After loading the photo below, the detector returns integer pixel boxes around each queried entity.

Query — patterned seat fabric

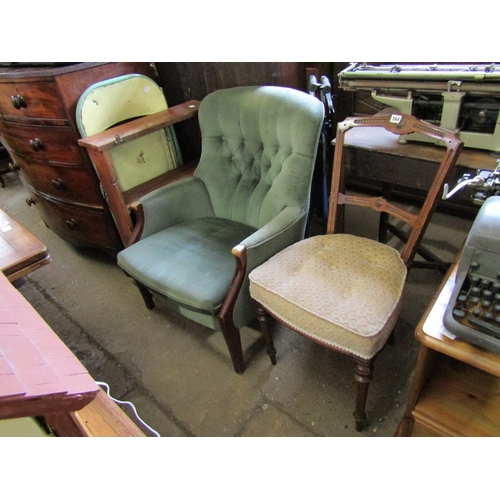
[249,233,407,359]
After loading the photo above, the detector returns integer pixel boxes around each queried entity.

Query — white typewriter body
[338,62,500,152]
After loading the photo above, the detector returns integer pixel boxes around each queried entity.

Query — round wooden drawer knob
[51,178,65,190]
[10,94,26,109]
[29,138,44,151]
[65,219,79,230]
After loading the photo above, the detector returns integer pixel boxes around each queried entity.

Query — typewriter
[338,62,500,152]
[443,196,500,352]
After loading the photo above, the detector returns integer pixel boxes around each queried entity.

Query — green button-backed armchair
[117,86,324,373]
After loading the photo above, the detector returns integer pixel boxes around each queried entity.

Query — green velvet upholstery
[117,85,324,373]
[119,217,255,313]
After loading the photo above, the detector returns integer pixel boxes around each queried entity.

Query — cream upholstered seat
[250,233,407,359]
[249,109,463,431]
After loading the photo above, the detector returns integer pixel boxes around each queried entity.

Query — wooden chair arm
[78,100,200,153]
[126,201,145,247]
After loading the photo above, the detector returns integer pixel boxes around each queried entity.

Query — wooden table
[343,125,499,213]
[0,208,51,281]
[396,260,500,436]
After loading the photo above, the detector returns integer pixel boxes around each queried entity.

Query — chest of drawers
[0,62,157,251]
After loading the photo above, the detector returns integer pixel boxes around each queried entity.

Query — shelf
[412,353,500,437]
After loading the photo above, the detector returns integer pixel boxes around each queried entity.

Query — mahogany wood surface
[21,184,119,249]
[14,154,103,206]
[0,63,158,251]
[1,120,85,164]
[0,79,68,122]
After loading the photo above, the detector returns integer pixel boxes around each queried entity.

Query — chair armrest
[223,206,307,330]
[137,176,214,240]
[78,100,200,153]
[238,206,306,270]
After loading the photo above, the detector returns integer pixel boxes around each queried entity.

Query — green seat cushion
[117,217,256,312]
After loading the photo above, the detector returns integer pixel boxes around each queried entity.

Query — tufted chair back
[194,86,322,230]
[117,85,324,374]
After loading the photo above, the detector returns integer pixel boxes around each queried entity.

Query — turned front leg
[254,302,277,365]
[353,358,373,432]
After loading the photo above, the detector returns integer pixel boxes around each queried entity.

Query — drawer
[0,120,84,164]
[411,411,456,437]
[23,185,120,250]
[14,154,104,206]
[0,80,67,121]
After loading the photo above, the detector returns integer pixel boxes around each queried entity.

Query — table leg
[395,344,437,436]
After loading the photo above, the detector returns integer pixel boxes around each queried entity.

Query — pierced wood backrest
[327,108,463,267]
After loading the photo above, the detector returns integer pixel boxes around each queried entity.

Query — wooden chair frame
[329,108,463,267]
[254,108,463,431]
[78,101,200,248]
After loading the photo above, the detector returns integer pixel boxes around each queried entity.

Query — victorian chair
[116,86,325,374]
[249,109,463,430]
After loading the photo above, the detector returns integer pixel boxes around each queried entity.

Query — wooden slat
[122,161,197,205]
[69,388,146,437]
[78,100,200,152]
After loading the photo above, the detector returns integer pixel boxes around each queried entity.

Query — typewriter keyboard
[450,271,500,340]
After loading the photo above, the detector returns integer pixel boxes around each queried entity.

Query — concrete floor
[0,166,474,437]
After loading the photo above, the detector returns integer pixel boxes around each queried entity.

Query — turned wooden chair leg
[254,302,277,365]
[133,280,155,310]
[353,358,373,432]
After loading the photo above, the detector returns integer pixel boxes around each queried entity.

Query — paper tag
[390,114,403,124]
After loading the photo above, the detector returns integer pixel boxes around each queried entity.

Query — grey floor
[0,166,474,437]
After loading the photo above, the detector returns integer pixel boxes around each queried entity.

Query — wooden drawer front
[0,121,83,164]
[410,419,442,437]
[0,81,67,120]
[24,187,119,249]
[16,155,104,206]
[411,411,456,437]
